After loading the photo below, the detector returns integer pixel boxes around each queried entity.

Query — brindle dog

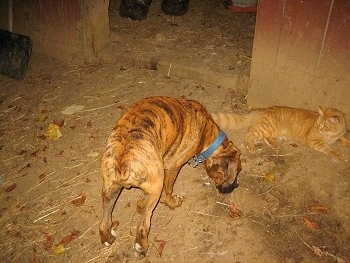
[99,96,242,258]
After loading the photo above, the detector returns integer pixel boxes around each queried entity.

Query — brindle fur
[99,96,242,258]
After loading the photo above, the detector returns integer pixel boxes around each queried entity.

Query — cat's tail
[212,112,252,130]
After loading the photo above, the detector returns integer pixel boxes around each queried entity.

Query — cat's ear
[318,106,325,116]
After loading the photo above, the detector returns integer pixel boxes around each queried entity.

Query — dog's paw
[177,192,186,200]
[101,229,117,247]
[111,229,117,237]
[161,194,183,210]
[133,243,146,259]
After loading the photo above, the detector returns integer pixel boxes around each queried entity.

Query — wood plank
[249,0,284,105]
[248,0,350,123]
[275,0,331,75]
[317,0,350,79]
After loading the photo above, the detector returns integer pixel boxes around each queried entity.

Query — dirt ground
[105,0,255,84]
[1,0,349,262]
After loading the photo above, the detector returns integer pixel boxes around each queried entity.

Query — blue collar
[188,130,227,168]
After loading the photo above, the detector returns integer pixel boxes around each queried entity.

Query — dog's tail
[212,112,253,130]
[102,144,117,178]
[102,133,131,181]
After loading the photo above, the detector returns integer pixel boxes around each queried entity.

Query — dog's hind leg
[160,167,183,209]
[99,183,123,246]
[134,178,163,259]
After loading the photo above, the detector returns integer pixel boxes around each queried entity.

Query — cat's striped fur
[212,106,350,160]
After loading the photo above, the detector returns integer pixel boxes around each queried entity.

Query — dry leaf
[43,233,54,251]
[154,238,167,257]
[44,123,62,140]
[61,105,85,115]
[38,115,47,122]
[157,240,167,256]
[229,202,242,218]
[70,193,86,207]
[303,217,319,230]
[5,183,17,192]
[53,244,65,254]
[58,230,80,246]
[263,173,275,182]
[309,204,328,214]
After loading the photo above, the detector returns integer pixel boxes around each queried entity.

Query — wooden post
[82,0,110,62]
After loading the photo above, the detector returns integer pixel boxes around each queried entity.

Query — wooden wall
[248,0,350,123]
[0,0,110,63]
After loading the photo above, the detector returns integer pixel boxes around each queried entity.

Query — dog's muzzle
[216,177,239,194]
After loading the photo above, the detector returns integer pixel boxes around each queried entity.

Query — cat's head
[317,107,347,136]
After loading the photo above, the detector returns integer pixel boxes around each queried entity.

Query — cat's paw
[330,151,344,161]
[264,138,279,150]
[337,137,350,147]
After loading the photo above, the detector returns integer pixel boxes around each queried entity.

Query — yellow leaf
[38,115,47,122]
[45,123,62,140]
[264,173,275,182]
[53,244,65,254]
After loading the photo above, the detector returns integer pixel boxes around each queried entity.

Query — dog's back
[102,96,216,186]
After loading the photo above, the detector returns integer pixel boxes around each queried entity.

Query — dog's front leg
[99,183,123,246]
[134,179,163,259]
[160,167,183,209]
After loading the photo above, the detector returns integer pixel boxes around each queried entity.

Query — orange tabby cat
[213,106,350,160]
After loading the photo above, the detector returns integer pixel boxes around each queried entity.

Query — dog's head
[204,140,242,194]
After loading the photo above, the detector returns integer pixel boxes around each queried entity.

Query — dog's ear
[220,141,242,158]
[204,141,242,194]
[206,141,241,168]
